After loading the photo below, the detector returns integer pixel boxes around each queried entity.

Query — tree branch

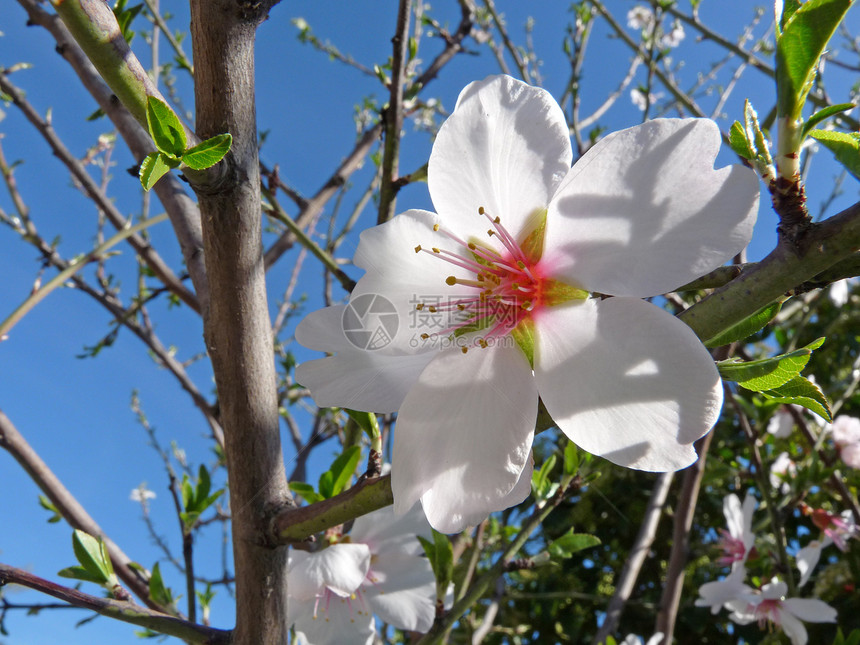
[0,563,229,644]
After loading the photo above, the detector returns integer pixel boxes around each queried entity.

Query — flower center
[414,207,564,354]
[716,529,746,565]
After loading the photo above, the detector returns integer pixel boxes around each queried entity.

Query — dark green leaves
[547,530,600,560]
[418,529,454,601]
[139,96,232,190]
[776,0,852,120]
[760,376,832,422]
[148,562,177,609]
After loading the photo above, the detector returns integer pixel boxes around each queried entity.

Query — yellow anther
[432,247,441,253]
[420,333,429,339]
[478,206,485,215]
[414,245,422,253]
[428,306,437,313]
[477,275,484,282]
[461,347,468,354]
[433,223,440,231]
[487,230,495,237]
[416,303,424,310]
[468,242,476,250]
[479,339,488,348]
[517,261,526,269]
[457,304,466,310]
[445,276,458,286]
[494,216,500,224]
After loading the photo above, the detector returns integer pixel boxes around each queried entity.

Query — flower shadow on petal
[537,298,720,470]
[547,121,756,298]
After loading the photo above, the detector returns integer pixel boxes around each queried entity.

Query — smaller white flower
[832,416,860,469]
[621,632,665,645]
[130,485,156,503]
[627,6,654,30]
[630,88,663,111]
[660,22,685,48]
[796,537,832,587]
[770,452,797,493]
[767,408,795,438]
[828,278,852,307]
[694,565,750,614]
[288,503,436,645]
[717,492,756,569]
[726,578,837,645]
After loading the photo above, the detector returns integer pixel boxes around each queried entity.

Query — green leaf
[419,530,453,598]
[148,562,174,608]
[705,299,784,347]
[328,445,362,497]
[531,453,557,498]
[70,530,114,585]
[728,121,755,160]
[777,0,803,36]
[718,337,824,391]
[802,103,857,137]
[345,409,380,440]
[139,152,178,191]
[776,0,852,120]
[145,96,186,157]
[38,494,62,523]
[563,440,580,476]
[288,481,324,504]
[318,469,334,499]
[548,531,600,559]
[181,133,232,170]
[809,129,860,180]
[761,375,832,422]
[57,565,108,585]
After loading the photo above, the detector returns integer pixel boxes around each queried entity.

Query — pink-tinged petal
[290,595,375,645]
[288,544,371,601]
[534,297,722,471]
[296,350,435,414]
[832,416,860,446]
[783,597,838,623]
[392,344,538,533]
[544,118,758,297]
[349,503,433,556]
[365,551,436,632]
[840,442,860,469]
[776,608,809,645]
[429,75,572,241]
[352,209,478,353]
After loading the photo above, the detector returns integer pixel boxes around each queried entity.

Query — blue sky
[0,1,858,643]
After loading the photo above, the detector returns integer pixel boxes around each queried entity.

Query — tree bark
[188,2,290,643]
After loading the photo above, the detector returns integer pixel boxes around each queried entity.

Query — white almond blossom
[694,565,750,614]
[296,74,759,533]
[630,88,664,111]
[627,6,654,30]
[129,485,156,503]
[767,408,795,438]
[832,415,860,469]
[725,578,837,645]
[770,451,798,493]
[717,492,756,569]
[796,537,832,587]
[287,503,436,645]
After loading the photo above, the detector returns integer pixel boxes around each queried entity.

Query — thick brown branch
[188,3,291,643]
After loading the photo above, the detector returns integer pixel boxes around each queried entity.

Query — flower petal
[428,75,572,241]
[290,595,375,645]
[295,305,354,352]
[544,118,758,297]
[288,544,371,600]
[392,343,538,533]
[782,597,838,623]
[296,349,435,414]
[534,297,722,471]
[365,551,436,632]
[349,503,433,556]
[352,209,480,354]
[776,607,809,645]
